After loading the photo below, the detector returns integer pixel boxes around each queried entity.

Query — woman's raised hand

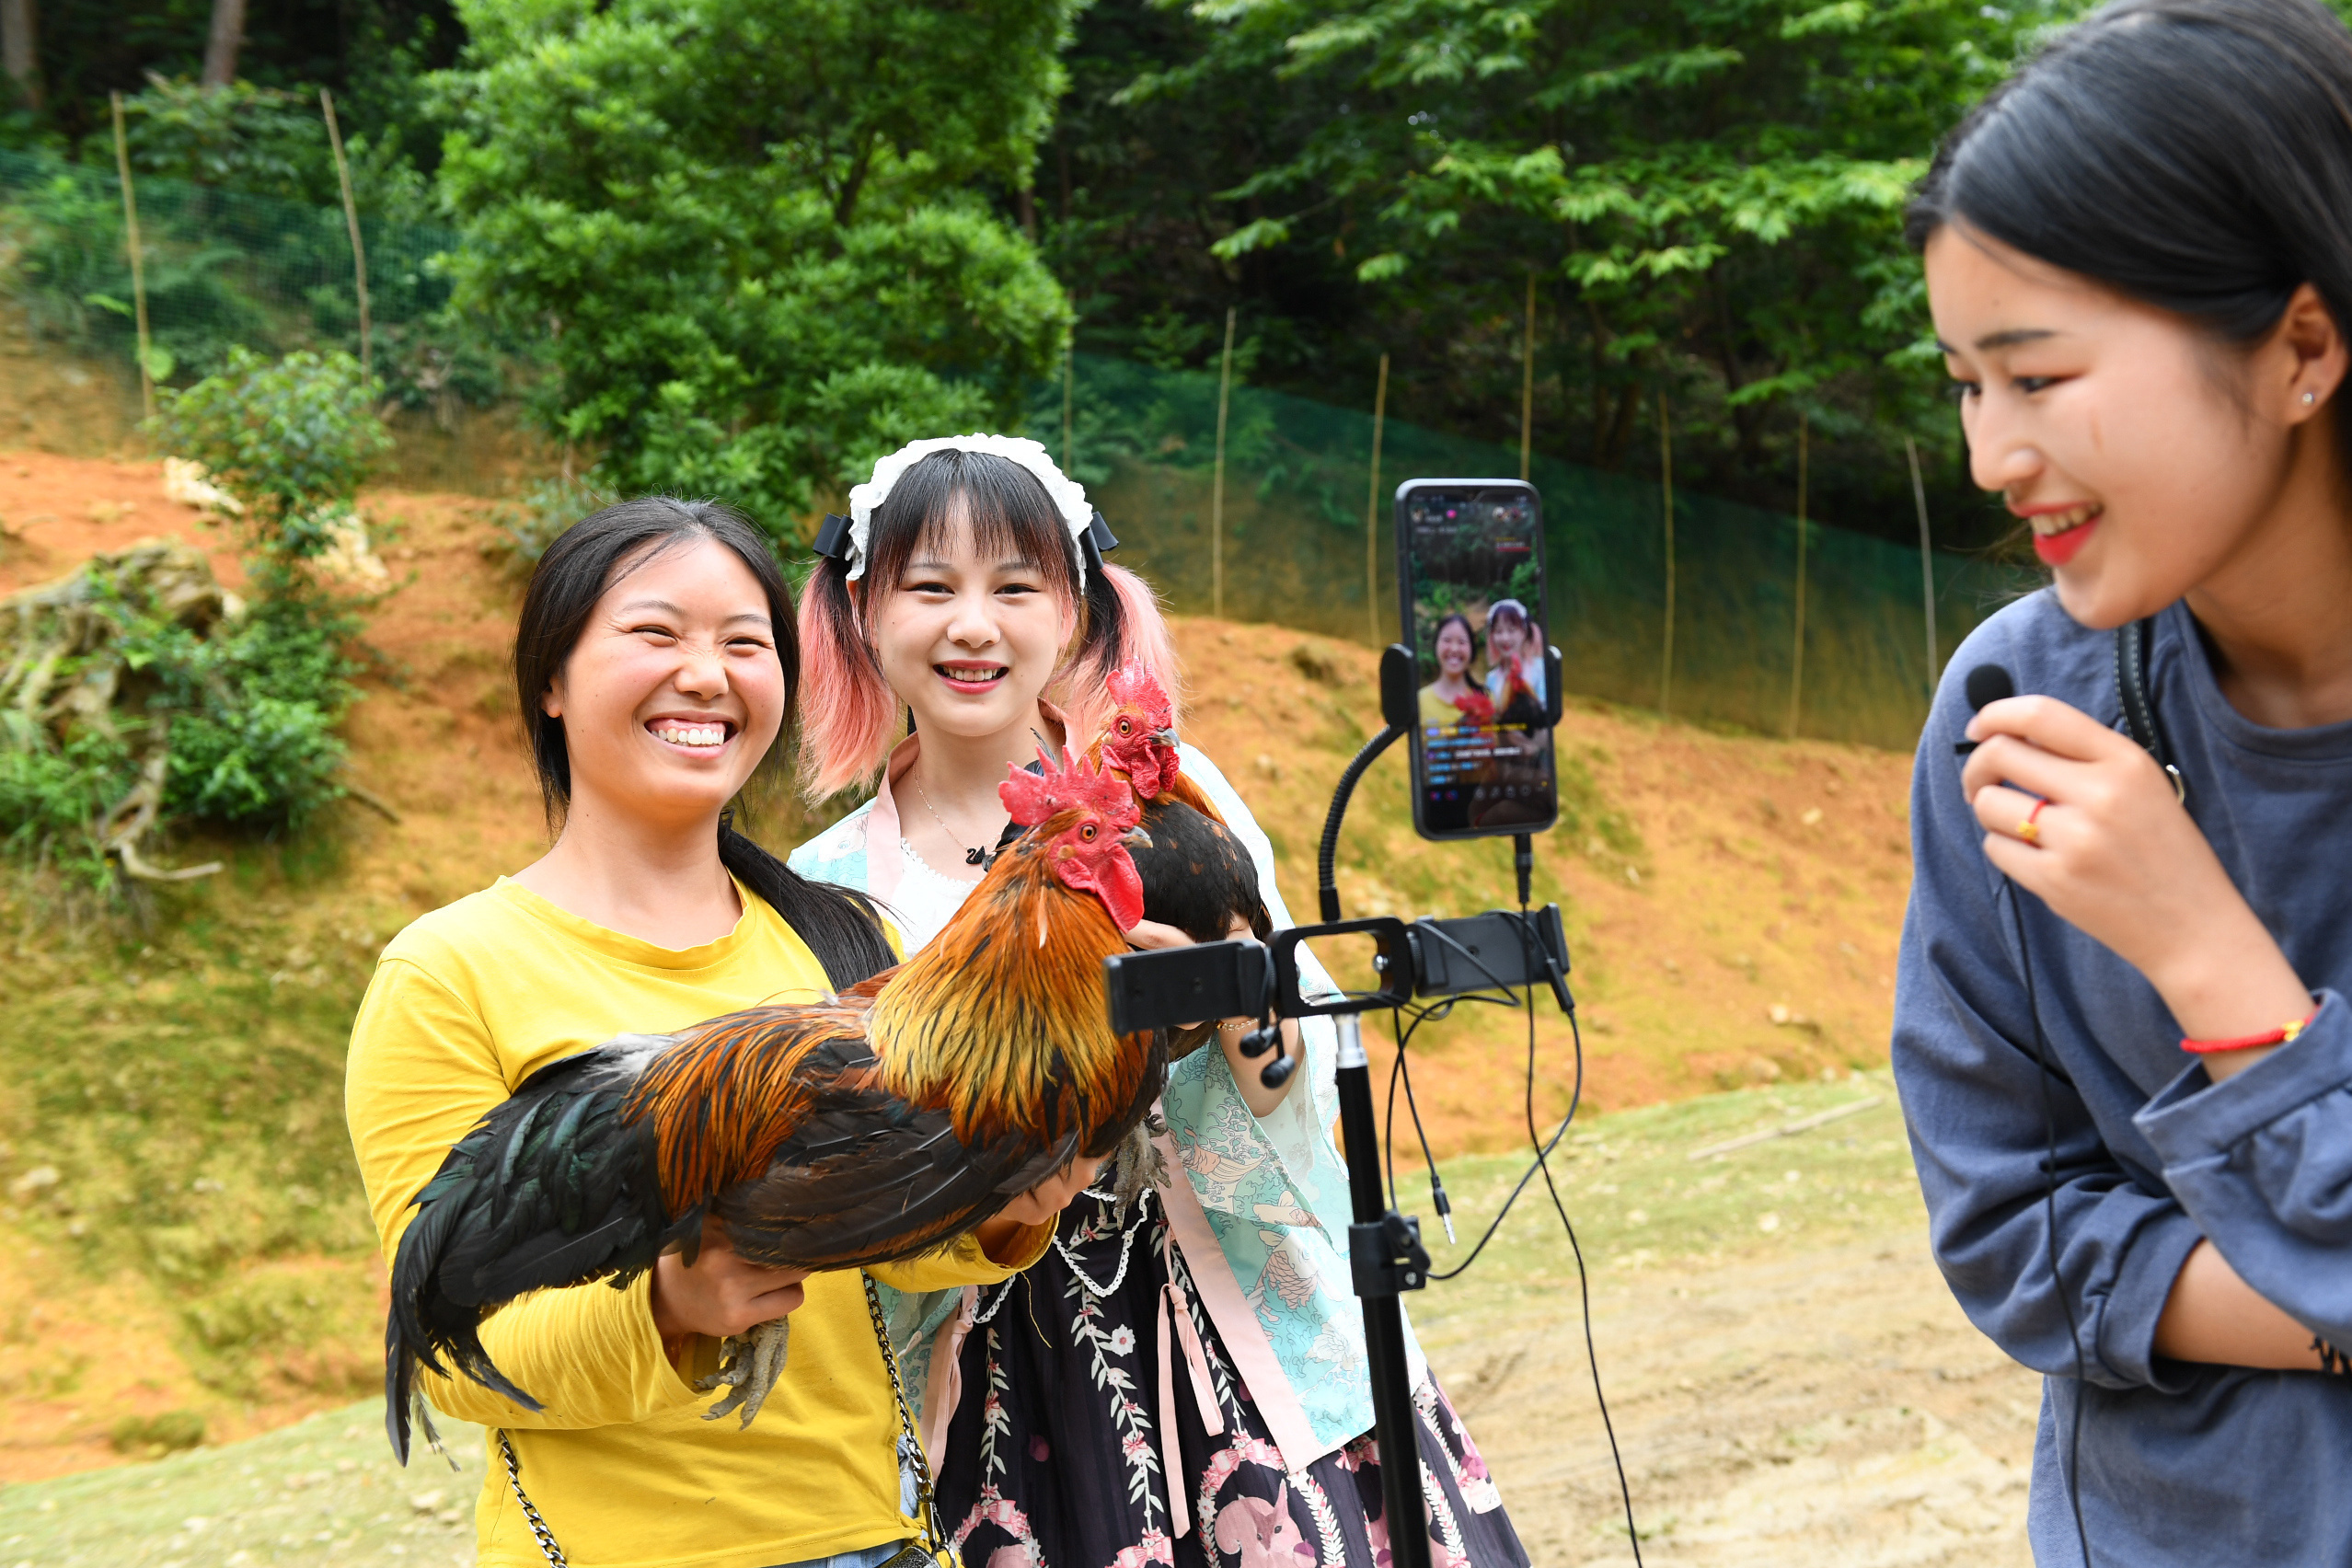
[1961,694,2310,1074]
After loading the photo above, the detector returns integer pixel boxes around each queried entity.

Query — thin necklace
[911,775,997,867]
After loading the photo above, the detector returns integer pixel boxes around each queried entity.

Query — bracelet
[2180,1009,2317,1055]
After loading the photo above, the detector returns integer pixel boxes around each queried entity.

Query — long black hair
[513,496,896,988]
[1907,0,2352,474]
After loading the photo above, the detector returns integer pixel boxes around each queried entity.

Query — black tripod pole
[1334,1012,1434,1568]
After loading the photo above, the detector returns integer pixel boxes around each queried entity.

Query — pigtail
[794,556,904,802]
[1056,561,1185,745]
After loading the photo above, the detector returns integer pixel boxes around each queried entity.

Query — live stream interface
[1406,489,1557,834]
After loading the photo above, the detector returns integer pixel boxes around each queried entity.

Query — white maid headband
[814,433,1102,591]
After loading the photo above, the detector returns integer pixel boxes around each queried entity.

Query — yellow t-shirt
[1420,683,1470,728]
[345,876,1048,1568]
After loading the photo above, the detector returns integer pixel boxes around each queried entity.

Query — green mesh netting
[1030,353,2035,751]
[0,146,470,409]
[0,150,2032,752]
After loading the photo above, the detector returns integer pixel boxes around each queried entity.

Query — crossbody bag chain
[494,1271,944,1568]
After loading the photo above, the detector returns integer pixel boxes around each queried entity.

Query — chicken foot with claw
[698,1317,791,1428]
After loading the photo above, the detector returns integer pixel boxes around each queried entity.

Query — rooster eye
[1080,823,1098,841]
[1117,719,1132,733]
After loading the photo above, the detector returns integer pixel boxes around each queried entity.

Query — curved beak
[1121,824,1153,850]
[1151,728,1178,746]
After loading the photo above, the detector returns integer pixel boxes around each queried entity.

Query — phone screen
[1395,479,1559,840]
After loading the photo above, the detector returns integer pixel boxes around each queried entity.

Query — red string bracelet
[2180,1009,2318,1055]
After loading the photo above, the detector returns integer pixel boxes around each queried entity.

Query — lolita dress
[790,732,1528,1568]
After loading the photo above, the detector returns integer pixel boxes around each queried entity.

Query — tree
[201,0,247,86]
[1042,0,2073,547]
[432,0,1078,534]
[2,0,39,110]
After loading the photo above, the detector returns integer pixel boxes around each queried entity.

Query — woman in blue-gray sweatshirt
[1894,2,2352,1562]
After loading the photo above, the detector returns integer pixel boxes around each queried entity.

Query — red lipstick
[2032,516,2098,567]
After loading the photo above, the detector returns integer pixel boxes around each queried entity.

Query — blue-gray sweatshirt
[1894,590,2352,1566]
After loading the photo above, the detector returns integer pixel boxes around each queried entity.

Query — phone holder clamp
[1349,1213,1433,1298]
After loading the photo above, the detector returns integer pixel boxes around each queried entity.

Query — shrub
[149,347,393,567]
[0,349,382,889]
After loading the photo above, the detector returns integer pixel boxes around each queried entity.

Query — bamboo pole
[1788,410,1808,739]
[1659,391,1676,719]
[1907,435,1939,697]
[320,89,371,382]
[1364,352,1389,644]
[1519,272,1536,481]
[110,91,154,422]
[1061,340,1075,471]
[1211,306,1236,620]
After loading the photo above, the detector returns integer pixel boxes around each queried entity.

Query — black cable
[1389,907,1643,1563]
[1513,898,1642,1565]
[2005,879,2095,1568]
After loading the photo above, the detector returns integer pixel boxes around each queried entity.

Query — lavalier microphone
[1955,663,2016,755]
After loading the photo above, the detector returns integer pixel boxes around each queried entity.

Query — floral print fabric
[935,1190,1527,1568]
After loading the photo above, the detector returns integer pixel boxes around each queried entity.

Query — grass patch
[0,836,393,1402]
[0,1399,487,1565]
[1390,1069,1920,1343]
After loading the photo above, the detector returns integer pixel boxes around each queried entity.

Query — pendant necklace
[912,776,996,867]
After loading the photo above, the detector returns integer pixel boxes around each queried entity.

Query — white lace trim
[845,433,1093,588]
[890,836,982,951]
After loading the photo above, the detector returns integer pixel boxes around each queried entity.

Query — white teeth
[2028,504,2100,536]
[652,723,726,748]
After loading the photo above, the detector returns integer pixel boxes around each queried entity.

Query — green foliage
[432,0,1079,532]
[92,77,347,206]
[0,727,136,884]
[143,589,361,829]
[0,352,377,887]
[151,347,393,561]
[0,553,362,885]
[1181,0,2038,467]
[1035,0,2093,548]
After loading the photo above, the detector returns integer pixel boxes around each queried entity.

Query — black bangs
[863,450,1081,600]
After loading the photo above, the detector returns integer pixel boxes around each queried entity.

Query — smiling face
[541,537,783,834]
[1487,615,1525,663]
[1925,224,2345,628]
[867,503,1077,743]
[1435,619,1474,676]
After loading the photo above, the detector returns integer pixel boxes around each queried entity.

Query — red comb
[1000,744,1140,827]
[1105,663,1173,727]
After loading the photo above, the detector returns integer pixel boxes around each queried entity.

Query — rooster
[999,663,1287,1213]
[385,749,1163,1461]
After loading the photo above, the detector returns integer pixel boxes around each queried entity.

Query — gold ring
[2018,798,2049,844]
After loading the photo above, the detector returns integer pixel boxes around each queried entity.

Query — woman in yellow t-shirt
[346,499,1092,1568]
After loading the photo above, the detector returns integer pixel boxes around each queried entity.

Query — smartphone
[1394,478,1559,840]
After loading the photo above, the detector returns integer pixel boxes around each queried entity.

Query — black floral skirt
[934,1191,1528,1568]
